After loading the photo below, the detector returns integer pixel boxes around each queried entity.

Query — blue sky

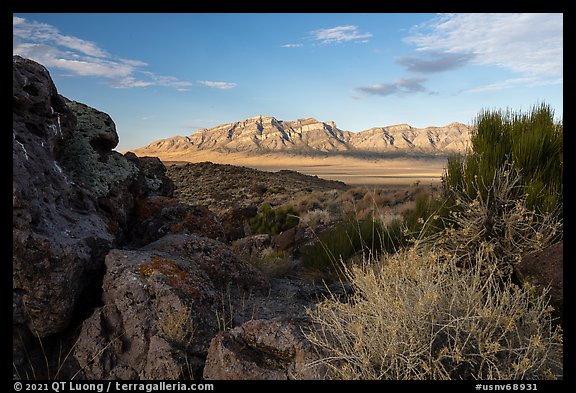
[13,13,563,151]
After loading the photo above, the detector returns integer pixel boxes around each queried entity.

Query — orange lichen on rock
[136,256,203,298]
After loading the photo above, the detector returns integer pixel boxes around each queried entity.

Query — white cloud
[465,76,563,93]
[198,80,237,90]
[356,77,429,97]
[312,25,372,44]
[13,16,25,26]
[281,43,304,48]
[405,13,563,82]
[12,16,192,90]
[110,77,155,89]
[13,16,108,58]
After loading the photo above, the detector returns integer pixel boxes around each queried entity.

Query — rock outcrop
[128,196,225,247]
[13,55,115,343]
[131,115,471,157]
[203,318,326,380]
[74,234,269,379]
[515,241,563,323]
[11,55,340,381]
[12,55,179,378]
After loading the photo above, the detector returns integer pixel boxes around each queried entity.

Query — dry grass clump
[305,247,563,380]
[251,247,294,278]
[291,185,431,225]
[300,208,333,227]
[304,170,562,380]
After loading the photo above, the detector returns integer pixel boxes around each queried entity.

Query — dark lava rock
[515,240,563,323]
[74,248,219,379]
[74,235,270,379]
[203,317,326,380]
[13,55,114,338]
[124,152,174,198]
[221,204,258,241]
[127,196,225,247]
[13,56,117,377]
[12,55,176,378]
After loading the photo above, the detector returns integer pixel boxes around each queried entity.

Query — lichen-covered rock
[57,98,140,240]
[203,318,326,380]
[74,249,219,379]
[13,55,114,338]
[127,196,225,247]
[74,234,270,380]
[12,55,177,378]
[124,152,174,198]
[59,98,137,199]
[13,56,117,378]
[142,233,270,293]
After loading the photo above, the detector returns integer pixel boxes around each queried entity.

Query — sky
[13,13,563,152]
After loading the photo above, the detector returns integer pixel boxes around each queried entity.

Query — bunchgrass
[304,168,563,380]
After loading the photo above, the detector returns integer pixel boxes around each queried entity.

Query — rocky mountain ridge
[132,115,471,157]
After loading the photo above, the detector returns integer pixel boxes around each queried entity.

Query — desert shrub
[300,208,333,227]
[305,247,563,380]
[300,219,376,273]
[425,165,562,277]
[250,247,294,278]
[300,216,407,274]
[444,103,562,214]
[299,187,451,274]
[249,204,299,235]
[305,167,563,380]
[402,193,449,239]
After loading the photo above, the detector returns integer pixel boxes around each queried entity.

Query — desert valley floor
[158,151,448,186]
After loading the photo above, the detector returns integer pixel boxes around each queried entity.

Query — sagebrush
[305,168,562,380]
[305,247,563,379]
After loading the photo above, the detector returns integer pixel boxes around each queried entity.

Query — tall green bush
[445,103,562,213]
[249,204,299,235]
[300,218,385,273]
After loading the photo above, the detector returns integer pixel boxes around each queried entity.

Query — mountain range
[130,115,471,158]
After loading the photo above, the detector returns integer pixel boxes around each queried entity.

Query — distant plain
[159,151,448,186]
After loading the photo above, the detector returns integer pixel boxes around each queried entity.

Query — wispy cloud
[465,76,563,93]
[198,80,237,90]
[405,13,562,88]
[396,51,475,73]
[281,43,303,48]
[312,25,372,44]
[13,16,108,58]
[12,16,192,90]
[356,77,429,97]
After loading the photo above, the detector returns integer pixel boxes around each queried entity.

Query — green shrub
[300,216,407,274]
[403,193,450,239]
[249,204,299,235]
[300,219,374,273]
[299,190,452,274]
[445,103,562,214]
